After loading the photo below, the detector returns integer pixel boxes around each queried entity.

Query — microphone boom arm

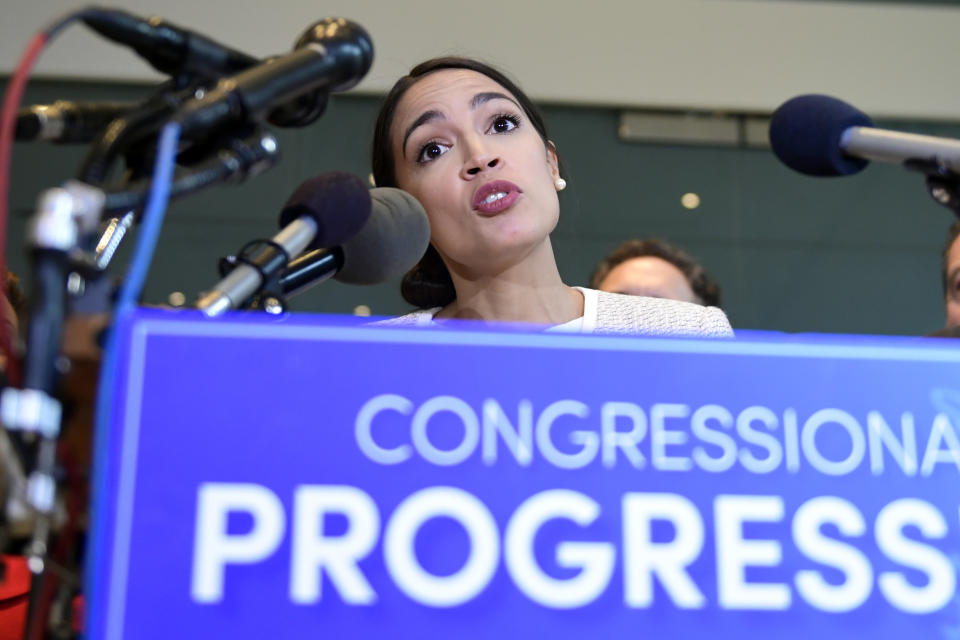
[842,126,960,173]
[843,127,960,218]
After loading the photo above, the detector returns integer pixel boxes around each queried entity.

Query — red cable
[0,32,48,387]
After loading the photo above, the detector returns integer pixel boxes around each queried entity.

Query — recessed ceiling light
[681,192,701,210]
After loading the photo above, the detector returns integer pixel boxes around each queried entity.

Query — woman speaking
[372,57,732,337]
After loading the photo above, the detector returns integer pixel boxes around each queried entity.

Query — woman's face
[391,69,561,277]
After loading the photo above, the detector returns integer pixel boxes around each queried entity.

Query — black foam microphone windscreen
[279,172,371,249]
[769,94,874,177]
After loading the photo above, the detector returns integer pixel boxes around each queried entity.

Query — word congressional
[355,394,959,476]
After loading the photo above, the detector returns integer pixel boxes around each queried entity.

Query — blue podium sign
[87,309,960,639]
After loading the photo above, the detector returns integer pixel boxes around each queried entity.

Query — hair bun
[400,245,456,309]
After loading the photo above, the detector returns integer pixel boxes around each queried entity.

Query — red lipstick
[472,180,522,215]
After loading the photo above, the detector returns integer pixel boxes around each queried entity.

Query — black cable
[102,126,280,214]
[41,6,100,39]
[76,85,193,186]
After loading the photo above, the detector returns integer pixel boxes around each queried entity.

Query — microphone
[769,94,960,176]
[16,101,137,143]
[274,188,430,300]
[196,172,371,316]
[174,17,373,137]
[81,7,258,79]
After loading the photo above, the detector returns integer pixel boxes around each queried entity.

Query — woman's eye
[490,114,519,134]
[417,141,448,164]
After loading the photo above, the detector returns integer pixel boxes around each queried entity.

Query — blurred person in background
[942,220,960,330]
[590,238,722,308]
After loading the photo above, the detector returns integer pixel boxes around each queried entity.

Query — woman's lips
[472,180,522,214]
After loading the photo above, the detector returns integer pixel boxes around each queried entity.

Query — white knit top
[376,287,734,338]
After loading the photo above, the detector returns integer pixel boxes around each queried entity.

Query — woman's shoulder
[590,288,734,337]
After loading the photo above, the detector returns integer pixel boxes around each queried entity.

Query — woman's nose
[461,139,501,179]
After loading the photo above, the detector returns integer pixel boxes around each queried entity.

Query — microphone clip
[903,158,960,219]
[217,239,290,313]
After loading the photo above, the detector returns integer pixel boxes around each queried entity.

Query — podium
[85,309,960,638]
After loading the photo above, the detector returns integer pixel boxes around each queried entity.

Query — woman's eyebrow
[471,91,519,110]
[402,110,442,158]
[401,92,521,158]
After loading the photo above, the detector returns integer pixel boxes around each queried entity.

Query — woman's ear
[546,140,561,181]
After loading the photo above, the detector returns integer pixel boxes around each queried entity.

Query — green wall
[5,78,955,335]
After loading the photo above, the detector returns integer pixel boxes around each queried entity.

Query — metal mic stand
[6,72,286,638]
[4,83,195,639]
[2,65,285,637]
[2,181,105,640]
